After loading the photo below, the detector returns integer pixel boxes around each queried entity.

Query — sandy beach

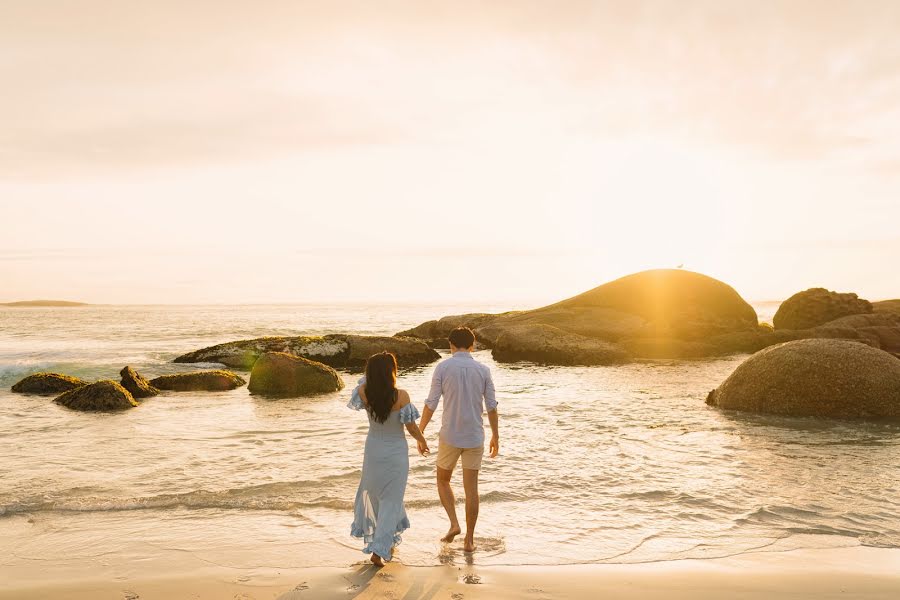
[3,547,899,600]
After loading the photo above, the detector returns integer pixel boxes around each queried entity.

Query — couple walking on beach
[348,327,499,566]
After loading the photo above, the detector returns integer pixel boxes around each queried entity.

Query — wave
[0,489,349,518]
[0,482,523,518]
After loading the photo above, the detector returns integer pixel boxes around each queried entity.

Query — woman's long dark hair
[364,351,398,424]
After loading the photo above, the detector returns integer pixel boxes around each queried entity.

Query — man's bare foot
[371,553,384,567]
[441,525,462,543]
[464,538,476,553]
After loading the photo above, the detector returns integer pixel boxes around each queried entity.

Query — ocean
[1,302,898,575]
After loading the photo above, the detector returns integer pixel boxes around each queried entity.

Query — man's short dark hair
[448,327,476,349]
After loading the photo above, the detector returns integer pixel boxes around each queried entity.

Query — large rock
[119,366,159,399]
[173,334,439,371]
[532,269,759,339]
[248,352,345,396]
[490,324,630,365]
[398,269,761,363]
[11,372,87,395]
[773,288,872,331]
[54,380,138,412]
[150,370,246,392]
[706,339,900,419]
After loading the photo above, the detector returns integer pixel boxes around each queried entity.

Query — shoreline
[3,546,899,600]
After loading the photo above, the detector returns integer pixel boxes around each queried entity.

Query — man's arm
[484,367,499,457]
[487,408,499,458]
[419,405,435,435]
[419,364,443,434]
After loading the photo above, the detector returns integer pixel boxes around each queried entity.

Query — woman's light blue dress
[348,377,420,561]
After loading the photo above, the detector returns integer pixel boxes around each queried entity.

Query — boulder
[773,288,872,331]
[173,334,439,371]
[248,352,345,396]
[490,324,630,366]
[150,370,246,392]
[54,380,138,412]
[706,339,900,419]
[11,372,87,395]
[119,366,159,399]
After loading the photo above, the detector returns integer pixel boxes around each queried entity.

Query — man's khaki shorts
[436,442,484,471]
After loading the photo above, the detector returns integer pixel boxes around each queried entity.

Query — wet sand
[3,547,899,600]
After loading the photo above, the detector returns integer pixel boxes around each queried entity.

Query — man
[418,326,499,553]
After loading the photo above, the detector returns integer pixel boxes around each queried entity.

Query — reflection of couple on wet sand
[348,327,499,566]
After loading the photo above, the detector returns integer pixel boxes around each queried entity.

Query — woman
[348,351,429,566]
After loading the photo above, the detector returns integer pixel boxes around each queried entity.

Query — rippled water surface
[1,302,898,572]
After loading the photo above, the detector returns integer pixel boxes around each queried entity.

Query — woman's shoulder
[393,388,411,409]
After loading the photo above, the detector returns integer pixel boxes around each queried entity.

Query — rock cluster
[396,271,900,365]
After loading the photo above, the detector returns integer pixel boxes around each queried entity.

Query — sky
[1,1,899,305]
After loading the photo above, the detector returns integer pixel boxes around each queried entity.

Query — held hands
[417,439,430,456]
[489,435,499,458]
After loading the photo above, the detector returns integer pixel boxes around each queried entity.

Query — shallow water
[1,302,898,572]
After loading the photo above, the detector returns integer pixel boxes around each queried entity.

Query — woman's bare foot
[441,525,462,543]
[464,538,476,553]
[370,553,385,567]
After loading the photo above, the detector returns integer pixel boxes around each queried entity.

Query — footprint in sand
[377,572,395,582]
[123,591,139,600]
[462,574,482,585]
[292,582,309,591]
[451,594,464,600]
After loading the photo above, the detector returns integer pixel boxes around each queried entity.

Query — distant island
[1,300,89,307]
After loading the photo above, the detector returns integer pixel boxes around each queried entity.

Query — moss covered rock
[54,380,138,412]
[119,366,159,399]
[248,352,345,396]
[12,372,87,395]
[150,370,245,392]
[706,339,900,419]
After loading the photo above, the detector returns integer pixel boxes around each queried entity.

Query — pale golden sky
[1,1,899,304]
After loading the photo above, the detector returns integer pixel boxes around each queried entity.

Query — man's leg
[436,467,461,542]
[462,467,479,552]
